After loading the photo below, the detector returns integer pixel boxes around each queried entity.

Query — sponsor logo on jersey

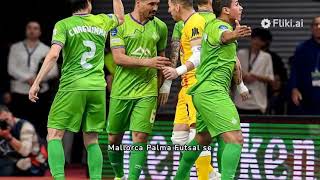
[131,47,152,57]
[191,28,200,37]
[110,28,118,36]
[219,25,228,31]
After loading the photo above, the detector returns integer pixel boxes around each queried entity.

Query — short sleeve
[110,26,125,48]
[172,21,183,41]
[209,22,233,45]
[52,21,67,47]
[99,14,119,32]
[157,21,168,52]
[265,54,275,80]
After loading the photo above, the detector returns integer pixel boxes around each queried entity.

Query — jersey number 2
[81,40,96,69]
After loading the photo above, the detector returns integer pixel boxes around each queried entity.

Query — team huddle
[28,0,251,180]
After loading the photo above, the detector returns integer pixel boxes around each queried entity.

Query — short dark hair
[213,0,232,17]
[251,28,272,42]
[171,0,193,8]
[69,0,90,13]
[197,0,209,6]
[0,105,10,113]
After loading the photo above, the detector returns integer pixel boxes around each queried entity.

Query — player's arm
[29,44,61,102]
[170,22,183,67]
[233,57,249,101]
[29,21,65,102]
[163,23,203,80]
[113,0,124,25]
[112,48,170,69]
[221,20,251,44]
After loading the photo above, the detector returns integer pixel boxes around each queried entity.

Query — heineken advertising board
[99,118,320,179]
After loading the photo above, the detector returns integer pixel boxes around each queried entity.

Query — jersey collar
[184,12,196,24]
[129,13,149,26]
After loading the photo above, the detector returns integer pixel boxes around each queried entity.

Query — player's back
[52,14,118,91]
[180,13,206,87]
[198,11,216,24]
[189,19,237,95]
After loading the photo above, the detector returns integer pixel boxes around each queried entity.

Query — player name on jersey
[68,26,106,37]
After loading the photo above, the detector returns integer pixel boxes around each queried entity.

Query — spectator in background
[234,28,274,115]
[289,16,320,115]
[7,21,58,138]
[0,105,47,176]
[260,29,288,114]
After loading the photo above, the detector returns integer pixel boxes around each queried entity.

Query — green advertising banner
[99,120,320,180]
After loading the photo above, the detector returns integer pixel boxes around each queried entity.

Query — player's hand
[147,56,171,69]
[158,80,172,106]
[29,84,40,103]
[233,20,251,38]
[162,67,179,80]
[291,88,302,106]
[158,93,169,106]
[240,91,250,101]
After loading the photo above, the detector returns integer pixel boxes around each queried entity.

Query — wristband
[160,80,172,93]
[237,82,249,94]
[176,65,187,76]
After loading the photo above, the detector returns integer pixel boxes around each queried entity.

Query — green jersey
[171,11,215,41]
[188,19,237,95]
[52,14,119,91]
[110,14,168,99]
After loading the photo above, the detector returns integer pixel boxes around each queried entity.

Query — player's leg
[186,93,217,180]
[47,128,65,180]
[128,97,157,180]
[107,97,132,179]
[82,90,108,180]
[172,89,190,146]
[218,130,243,180]
[47,91,85,180]
[196,90,242,180]
[175,130,212,180]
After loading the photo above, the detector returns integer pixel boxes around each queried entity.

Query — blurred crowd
[0,15,319,175]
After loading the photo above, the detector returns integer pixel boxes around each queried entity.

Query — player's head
[250,28,272,50]
[70,0,92,14]
[213,0,243,22]
[311,16,320,39]
[197,0,212,7]
[135,0,160,20]
[168,0,193,21]
[25,21,41,41]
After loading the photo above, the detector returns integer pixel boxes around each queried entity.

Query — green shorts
[107,96,157,134]
[48,90,106,133]
[192,90,241,137]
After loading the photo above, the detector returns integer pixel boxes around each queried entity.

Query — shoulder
[10,41,23,49]
[296,39,313,52]
[39,42,50,49]
[260,50,273,63]
[153,17,167,29]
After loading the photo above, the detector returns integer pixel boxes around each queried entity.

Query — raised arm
[113,0,124,25]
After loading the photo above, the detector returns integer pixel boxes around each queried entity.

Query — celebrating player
[174,0,251,179]
[106,0,170,180]
[167,0,220,180]
[28,0,124,179]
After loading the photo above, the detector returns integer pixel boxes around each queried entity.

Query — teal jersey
[110,14,168,99]
[171,11,215,41]
[52,14,119,91]
[188,19,237,95]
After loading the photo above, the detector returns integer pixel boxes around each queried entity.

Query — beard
[148,11,157,20]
